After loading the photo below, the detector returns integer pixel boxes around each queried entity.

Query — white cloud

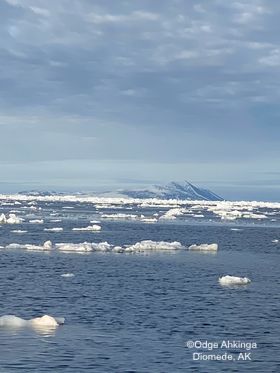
[88,10,159,24]
[29,6,50,17]
[259,49,280,67]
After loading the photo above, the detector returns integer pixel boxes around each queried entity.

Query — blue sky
[0,0,280,200]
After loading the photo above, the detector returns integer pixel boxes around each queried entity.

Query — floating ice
[11,230,27,234]
[8,214,23,224]
[29,219,44,224]
[0,314,64,329]
[4,239,187,254]
[6,240,52,251]
[56,242,93,252]
[25,240,53,251]
[189,243,218,251]
[72,225,101,231]
[139,216,157,223]
[44,227,63,232]
[91,241,112,251]
[126,240,184,252]
[272,239,279,243]
[61,273,75,277]
[159,208,186,220]
[219,275,251,286]
[0,213,23,224]
[101,213,138,220]
[6,243,24,249]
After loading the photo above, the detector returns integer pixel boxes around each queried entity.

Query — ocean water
[0,198,280,372]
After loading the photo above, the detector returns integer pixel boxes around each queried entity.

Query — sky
[0,0,280,200]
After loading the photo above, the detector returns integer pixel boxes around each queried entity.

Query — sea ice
[219,275,251,285]
[101,213,138,220]
[189,243,218,251]
[0,213,23,224]
[72,224,101,231]
[56,242,93,252]
[126,240,184,252]
[0,314,64,329]
[159,208,186,220]
[44,227,63,232]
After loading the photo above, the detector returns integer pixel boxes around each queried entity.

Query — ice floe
[101,213,138,220]
[61,273,75,277]
[44,227,63,232]
[3,240,187,253]
[139,216,157,223]
[125,240,184,252]
[159,208,186,220]
[0,213,23,224]
[189,243,218,251]
[219,275,251,286]
[56,242,94,252]
[72,224,101,231]
[29,219,44,224]
[6,240,53,251]
[0,314,64,330]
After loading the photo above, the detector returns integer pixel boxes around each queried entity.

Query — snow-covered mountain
[120,181,223,201]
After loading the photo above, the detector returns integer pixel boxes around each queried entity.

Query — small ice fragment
[72,225,101,231]
[44,227,63,232]
[219,275,251,286]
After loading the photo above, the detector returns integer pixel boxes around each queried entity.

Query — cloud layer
[1,0,280,199]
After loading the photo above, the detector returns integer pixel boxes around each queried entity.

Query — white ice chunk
[219,275,251,286]
[101,213,138,220]
[6,214,23,224]
[159,208,186,220]
[0,213,7,224]
[44,227,63,232]
[189,243,218,251]
[0,314,64,329]
[56,242,93,252]
[72,225,101,231]
[126,240,184,252]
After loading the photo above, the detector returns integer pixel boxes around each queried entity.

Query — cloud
[0,0,280,198]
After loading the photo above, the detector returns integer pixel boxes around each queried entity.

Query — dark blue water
[0,200,280,372]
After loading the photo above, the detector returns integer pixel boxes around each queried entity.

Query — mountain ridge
[120,180,223,201]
